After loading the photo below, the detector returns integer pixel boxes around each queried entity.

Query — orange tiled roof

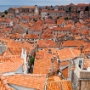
[9,33,21,39]
[35,19,44,26]
[57,19,65,25]
[33,58,59,74]
[45,19,55,24]
[21,16,31,20]
[34,48,59,74]
[43,28,52,34]
[81,29,88,35]
[7,40,35,55]
[36,48,57,60]
[30,24,42,31]
[0,38,10,45]
[65,23,73,28]
[60,61,69,67]
[41,34,53,39]
[77,3,89,6]
[0,18,11,23]
[44,24,57,29]
[24,34,39,39]
[47,80,72,90]
[0,75,14,90]
[47,75,72,90]
[57,48,80,60]
[84,43,90,50]
[74,35,82,40]
[62,40,86,47]
[53,27,71,31]
[30,20,44,31]
[5,74,46,90]
[33,15,39,19]
[48,75,62,82]
[0,58,23,73]
[38,39,59,48]
[19,22,29,28]
[57,34,65,38]
[62,67,68,78]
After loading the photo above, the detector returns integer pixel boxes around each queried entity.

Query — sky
[0,0,89,5]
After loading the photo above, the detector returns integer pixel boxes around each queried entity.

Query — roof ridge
[69,48,75,57]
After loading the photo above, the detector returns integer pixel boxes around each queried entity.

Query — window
[79,60,82,68]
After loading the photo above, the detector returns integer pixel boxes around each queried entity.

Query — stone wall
[73,73,90,90]
[81,80,90,90]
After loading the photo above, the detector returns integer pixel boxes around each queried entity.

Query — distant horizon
[0,2,89,6]
[0,2,89,12]
[0,0,89,6]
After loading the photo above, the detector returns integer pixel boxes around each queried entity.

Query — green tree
[4,10,8,15]
[29,57,35,65]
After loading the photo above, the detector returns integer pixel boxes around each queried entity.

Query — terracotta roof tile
[38,39,59,48]
[7,40,35,55]
[5,74,46,90]
[47,75,72,90]
[36,48,57,59]
[19,22,29,28]
[41,34,53,39]
[45,19,55,24]
[53,27,71,31]
[57,34,65,38]
[33,58,59,74]
[24,34,39,39]
[30,20,43,30]
[62,67,68,78]
[57,48,80,60]
[0,75,14,90]
[9,33,21,39]
[60,61,69,67]
[62,40,86,47]
[0,58,23,73]
[57,19,65,25]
